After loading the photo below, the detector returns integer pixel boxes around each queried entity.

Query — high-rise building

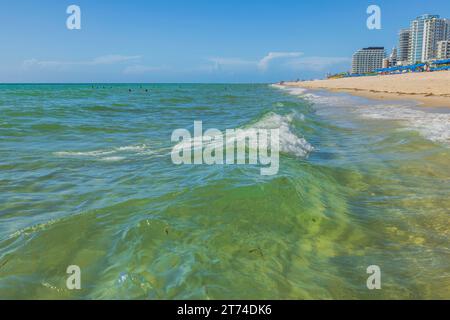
[409,14,448,63]
[351,47,385,74]
[437,40,450,59]
[443,19,450,40]
[445,19,450,40]
[423,17,449,60]
[389,47,398,66]
[409,15,430,63]
[397,28,411,64]
[382,48,397,68]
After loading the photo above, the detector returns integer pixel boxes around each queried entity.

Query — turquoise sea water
[0,83,449,299]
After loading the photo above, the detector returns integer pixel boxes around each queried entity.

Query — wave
[115,145,150,152]
[54,144,152,161]
[31,123,67,132]
[173,111,313,159]
[273,84,352,106]
[250,112,313,157]
[54,150,116,157]
[160,97,194,104]
[359,104,450,144]
[99,156,126,162]
[272,84,450,145]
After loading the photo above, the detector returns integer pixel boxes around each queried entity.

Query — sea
[0,83,448,299]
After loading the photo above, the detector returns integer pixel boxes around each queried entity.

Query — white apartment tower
[437,40,450,59]
[446,19,450,40]
[397,28,411,64]
[423,17,448,61]
[351,47,385,74]
[409,14,449,63]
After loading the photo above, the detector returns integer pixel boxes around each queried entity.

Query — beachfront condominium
[389,47,398,66]
[383,47,397,68]
[446,19,450,40]
[437,40,450,59]
[397,28,411,65]
[351,47,385,74]
[409,14,449,63]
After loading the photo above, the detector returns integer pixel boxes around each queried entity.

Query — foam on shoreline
[273,84,450,145]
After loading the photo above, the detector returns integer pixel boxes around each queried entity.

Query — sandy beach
[283,71,450,107]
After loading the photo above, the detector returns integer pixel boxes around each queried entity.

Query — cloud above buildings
[207,52,349,73]
[257,52,303,70]
[208,52,304,71]
[285,56,352,71]
[209,57,256,70]
[19,51,351,80]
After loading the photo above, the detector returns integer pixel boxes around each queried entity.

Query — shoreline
[281,71,450,107]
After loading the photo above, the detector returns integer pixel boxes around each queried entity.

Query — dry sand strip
[283,71,450,107]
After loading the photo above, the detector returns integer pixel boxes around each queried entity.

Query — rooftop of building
[362,47,385,50]
[415,14,440,20]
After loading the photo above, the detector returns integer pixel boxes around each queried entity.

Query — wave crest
[251,112,313,158]
[54,144,152,161]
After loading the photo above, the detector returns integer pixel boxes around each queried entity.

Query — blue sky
[1,0,449,83]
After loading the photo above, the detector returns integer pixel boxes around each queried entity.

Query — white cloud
[285,56,351,71]
[208,57,256,71]
[207,52,305,72]
[22,55,142,70]
[258,52,303,71]
[207,52,350,73]
[90,55,142,65]
[22,59,39,70]
[20,52,351,79]
[123,65,167,75]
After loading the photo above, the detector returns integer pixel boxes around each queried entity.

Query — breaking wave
[172,111,314,159]
[273,84,450,145]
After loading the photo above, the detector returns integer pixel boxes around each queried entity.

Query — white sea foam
[116,145,148,152]
[269,84,285,90]
[54,144,152,160]
[99,156,126,162]
[272,84,450,145]
[54,150,116,157]
[250,112,314,157]
[277,86,309,96]
[273,83,364,106]
[358,104,450,144]
[172,112,313,159]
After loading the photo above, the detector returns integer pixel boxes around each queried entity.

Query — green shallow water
[0,84,448,299]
